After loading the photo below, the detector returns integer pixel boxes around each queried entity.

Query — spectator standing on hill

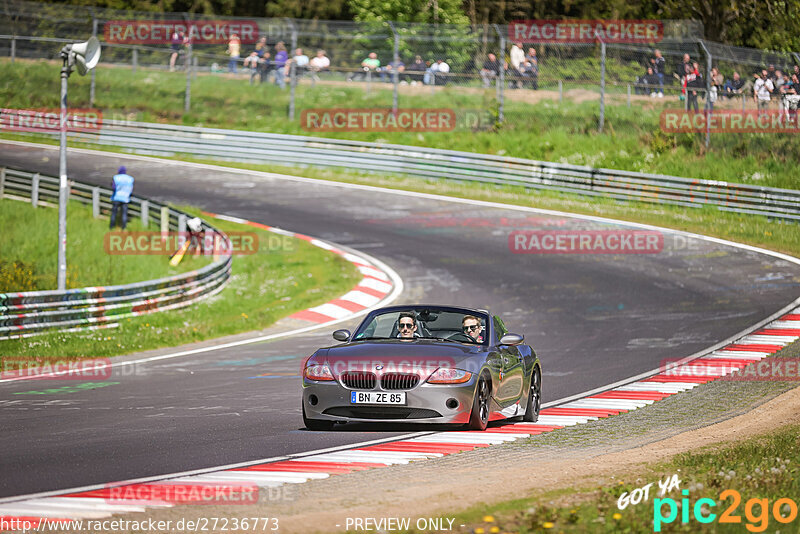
[709,67,723,110]
[110,166,134,230]
[674,53,691,99]
[272,42,288,88]
[480,53,501,87]
[169,30,185,72]
[407,55,426,84]
[754,69,774,112]
[650,49,665,96]
[424,58,449,85]
[724,71,745,98]
[286,47,309,78]
[509,41,525,88]
[525,48,539,90]
[227,34,241,73]
[684,63,701,111]
[309,50,330,81]
[643,67,660,97]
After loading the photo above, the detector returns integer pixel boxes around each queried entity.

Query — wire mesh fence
[1,0,799,151]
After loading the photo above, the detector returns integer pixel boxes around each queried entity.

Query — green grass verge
[0,197,209,291]
[2,58,799,189]
[0,203,362,360]
[447,423,800,533]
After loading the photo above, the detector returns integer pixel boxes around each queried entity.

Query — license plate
[350,391,406,405]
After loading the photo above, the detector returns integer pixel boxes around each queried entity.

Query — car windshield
[352,308,488,344]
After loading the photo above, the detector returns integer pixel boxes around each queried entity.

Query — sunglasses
[399,323,415,329]
[463,324,480,332]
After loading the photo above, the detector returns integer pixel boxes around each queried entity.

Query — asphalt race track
[2,142,800,498]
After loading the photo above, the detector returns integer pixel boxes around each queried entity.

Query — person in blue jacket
[110,166,134,230]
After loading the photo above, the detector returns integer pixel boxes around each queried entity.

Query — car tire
[523,365,541,423]
[303,404,334,431]
[467,373,491,431]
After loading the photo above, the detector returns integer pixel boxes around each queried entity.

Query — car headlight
[304,363,334,381]
[427,368,472,384]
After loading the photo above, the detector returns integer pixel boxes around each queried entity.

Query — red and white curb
[2,307,798,527]
[202,212,395,325]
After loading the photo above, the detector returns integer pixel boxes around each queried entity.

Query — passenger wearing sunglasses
[397,312,418,339]
[462,315,483,343]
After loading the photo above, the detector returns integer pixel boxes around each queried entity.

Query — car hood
[321,339,485,378]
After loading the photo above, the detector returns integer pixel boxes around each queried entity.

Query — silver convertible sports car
[301,305,541,431]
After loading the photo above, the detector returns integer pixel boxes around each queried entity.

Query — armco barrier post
[31,173,40,208]
[92,186,100,218]
[161,206,169,236]
[0,167,5,199]
[141,200,149,227]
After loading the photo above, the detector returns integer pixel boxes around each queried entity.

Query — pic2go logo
[654,489,798,532]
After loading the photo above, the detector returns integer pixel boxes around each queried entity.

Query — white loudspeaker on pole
[56,36,101,290]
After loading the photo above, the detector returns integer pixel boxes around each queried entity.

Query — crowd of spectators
[634,51,800,115]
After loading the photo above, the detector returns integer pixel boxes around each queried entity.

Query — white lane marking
[711,350,771,358]
[186,471,329,483]
[0,504,110,519]
[357,277,393,293]
[212,214,249,224]
[306,303,353,320]
[22,497,146,513]
[358,266,390,280]
[765,320,800,329]
[309,239,335,250]
[338,290,381,307]
[566,399,653,409]
[533,415,597,426]
[165,476,285,488]
[616,383,697,393]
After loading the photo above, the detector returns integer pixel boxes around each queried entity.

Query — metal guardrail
[0,167,233,340]
[49,119,800,222]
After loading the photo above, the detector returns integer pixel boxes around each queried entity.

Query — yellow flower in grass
[490,527,500,533]
[482,516,495,523]
[613,513,622,520]
[543,522,554,529]
[475,528,485,534]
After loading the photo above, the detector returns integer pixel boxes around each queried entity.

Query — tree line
[42,0,800,52]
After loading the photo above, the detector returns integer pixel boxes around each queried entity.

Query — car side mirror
[332,329,351,342]
[499,333,524,346]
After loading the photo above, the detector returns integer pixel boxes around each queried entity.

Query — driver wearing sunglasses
[397,312,418,339]
[462,315,483,342]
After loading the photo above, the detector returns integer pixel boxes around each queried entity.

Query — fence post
[699,39,711,149]
[31,173,40,208]
[184,42,192,112]
[178,214,187,247]
[0,167,5,199]
[90,12,97,108]
[627,84,631,107]
[132,48,138,73]
[389,22,399,113]
[141,199,149,227]
[598,34,605,133]
[558,80,563,103]
[495,24,505,124]
[92,187,100,218]
[288,19,297,120]
[10,36,15,63]
[161,206,169,235]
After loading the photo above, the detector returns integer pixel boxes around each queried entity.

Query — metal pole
[288,20,297,120]
[184,43,192,112]
[10,36,15,63]
[699,40,711,149]
[558,80,562,103]
[495,24,505,123]
[132,47,137,73]
[90,14,97,108]
[598,36,605,133]
[627,83,631,107]
[390,22,399,113]
[57,55,70,290]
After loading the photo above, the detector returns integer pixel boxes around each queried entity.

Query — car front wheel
[467,373,491,431]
